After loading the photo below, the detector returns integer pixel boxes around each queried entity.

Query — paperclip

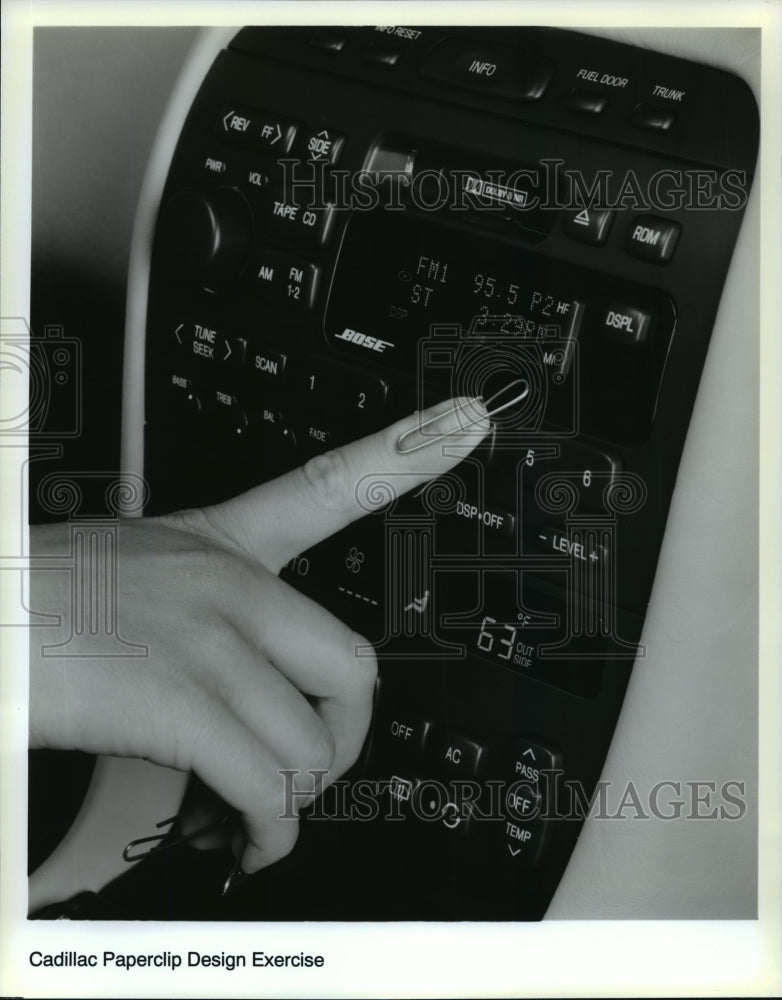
[396,378,530,455]
[482,378,530,417]
[122,813,229,862]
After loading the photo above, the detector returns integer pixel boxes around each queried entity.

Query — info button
[421,37,553,102]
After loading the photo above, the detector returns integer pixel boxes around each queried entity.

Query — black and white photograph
[1,1,780,997]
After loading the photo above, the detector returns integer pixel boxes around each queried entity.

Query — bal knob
[154,187,252,286]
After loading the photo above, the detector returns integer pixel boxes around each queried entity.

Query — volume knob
[154,187,252,286]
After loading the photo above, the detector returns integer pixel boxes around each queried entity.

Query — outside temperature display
[476,614,535,669]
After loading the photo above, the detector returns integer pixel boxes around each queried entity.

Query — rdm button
[627,215,681,263]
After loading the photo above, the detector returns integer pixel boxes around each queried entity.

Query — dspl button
[602,303,652,345]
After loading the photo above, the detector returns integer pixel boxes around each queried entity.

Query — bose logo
[335,328,395,352]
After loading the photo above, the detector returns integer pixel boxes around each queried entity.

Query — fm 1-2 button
[250,249,319,309]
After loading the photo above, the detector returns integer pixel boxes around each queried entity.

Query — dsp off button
[421,37,553,101]
[218,104,299,153]
[249,249,319,309]
[601,303,652,345]
[627,215,681,264]
[451,499,515,539]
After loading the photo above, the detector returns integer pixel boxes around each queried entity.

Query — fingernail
[396,396,490,455]
[221,859,248,897]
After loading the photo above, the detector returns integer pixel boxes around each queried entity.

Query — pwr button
[627,214,681,263]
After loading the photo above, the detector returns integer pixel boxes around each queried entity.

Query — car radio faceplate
[132,25,758,920]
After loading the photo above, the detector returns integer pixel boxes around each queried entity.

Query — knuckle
[307,723,336,773]
[300,449,352,511]
[256,816,300,868]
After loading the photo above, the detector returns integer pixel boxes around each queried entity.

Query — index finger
[205,395,490,572]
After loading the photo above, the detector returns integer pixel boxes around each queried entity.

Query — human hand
[29,397,490,875]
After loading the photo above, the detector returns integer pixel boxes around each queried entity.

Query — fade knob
[154,187,252,286]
